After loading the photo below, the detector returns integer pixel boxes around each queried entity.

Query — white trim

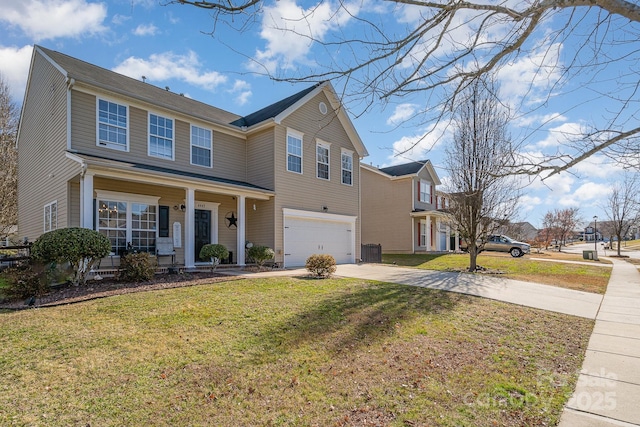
[316,140,330,180]
[148,111,175,161]
[340,149,353,186]
[190,124,213,168]
[44,200,58,233]
[286,128,303,174]
[95,190,160,205]
[96,97,130,152]
[283,208,357,223]
[419,179,431,203]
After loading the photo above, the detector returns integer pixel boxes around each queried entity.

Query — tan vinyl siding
[70,91,248,182]
[246,198,275,250]
[361,169,413,253]
[272,92,361,263]
[68,181,80,227]
[17,50,79,241]
[246,128,275,190]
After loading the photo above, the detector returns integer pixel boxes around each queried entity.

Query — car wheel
[510,248,522,257]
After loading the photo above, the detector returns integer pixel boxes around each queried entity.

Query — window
[44,201,57,232]
[317,141,330,180]
[149,113,174,160]
[419,179,431,203]
[341,150,353,185]
[287,130,303,173]
[98,99,128,151]
[191,125,212,167]
[96,192,159,255]
[419,219,427,247]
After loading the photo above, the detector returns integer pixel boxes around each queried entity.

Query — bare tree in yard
[601,173,640,256]
[175,0,640,175]
[542,208,581,251]
[444,76,520,272]
[0,74,18,240]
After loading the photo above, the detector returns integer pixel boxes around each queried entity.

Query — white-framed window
[419,219,427,247]
[191,125,212,167]
[316,141,330,180]
[97,98,128,151]
[287,129,303,174]
[419,179,431,203]
[96,191,160,255]
[149,113,174,160]
[341,149,353,186]
[44,201,57,232]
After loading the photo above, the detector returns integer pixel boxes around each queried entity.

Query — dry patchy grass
[0,277,592,426]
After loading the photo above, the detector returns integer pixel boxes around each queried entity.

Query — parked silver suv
[461,234,530,257]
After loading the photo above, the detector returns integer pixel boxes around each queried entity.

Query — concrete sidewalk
[559,257,640,426]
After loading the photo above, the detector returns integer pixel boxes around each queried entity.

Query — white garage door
[283,209,356,267]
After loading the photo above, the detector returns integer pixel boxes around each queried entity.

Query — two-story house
[17,46,368,269]
[361,160,456,254]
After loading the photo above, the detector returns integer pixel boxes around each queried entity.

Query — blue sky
[0,0,626,229]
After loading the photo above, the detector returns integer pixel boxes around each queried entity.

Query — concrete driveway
[335,263,602,319]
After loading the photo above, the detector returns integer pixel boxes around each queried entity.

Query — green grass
[0,277,592,426]
[383,253,611,294]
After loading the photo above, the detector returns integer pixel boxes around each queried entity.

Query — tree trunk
[468,244,479,272]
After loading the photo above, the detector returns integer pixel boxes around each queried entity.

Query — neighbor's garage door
[283,210,356,267]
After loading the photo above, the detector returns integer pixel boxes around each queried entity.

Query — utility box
[583,250,599,261]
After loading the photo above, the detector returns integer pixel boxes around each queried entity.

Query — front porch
[411,210,459,253]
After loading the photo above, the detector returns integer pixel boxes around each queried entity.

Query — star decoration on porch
[225,211,237,228]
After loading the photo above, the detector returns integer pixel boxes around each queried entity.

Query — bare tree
[542,208,581,251]
[175,0,640,176]
[601,173,640,256]
[444,76,520,271]
[0,73,18,240]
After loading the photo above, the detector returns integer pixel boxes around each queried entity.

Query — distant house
[496,222,538,242]
[17,46,368,268]
[360,160,456,254]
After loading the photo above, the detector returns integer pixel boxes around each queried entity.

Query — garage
[283,208,356,267]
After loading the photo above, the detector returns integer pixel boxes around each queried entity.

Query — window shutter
[159,205,170,237]
[430,185,434,204]
[417,221,421,245]
[417,181,420,201]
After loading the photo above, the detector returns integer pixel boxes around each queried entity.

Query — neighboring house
[496,221,538,242]
[361,160,456,254]
[17,46,368,268]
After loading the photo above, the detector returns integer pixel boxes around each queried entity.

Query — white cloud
[251,0,360,73]
[534,122,584,149]
[133,23,158,36]
[0,0,107,41]
[517,195,542,214]
[386,103,418,126]
[388,121,451,165]
[228,79,252,106]
[112,51,227,90]
[112,14,131,25]
[0,45,33,101]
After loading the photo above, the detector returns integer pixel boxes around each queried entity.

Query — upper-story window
[149,113,174,160]
[191,125,212,168]
[316,141,330,180]
[287,129,303,174]
[97,99,128,151]
[341,149,353,186]
[44,200,57,232]
[419,179,431,203]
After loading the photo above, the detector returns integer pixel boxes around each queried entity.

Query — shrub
[0,262,48,301]
[199,244,229,271]
[31,228,111,286]
[247,245,275,268]
[118,252,156,282]
[305,254,337,278]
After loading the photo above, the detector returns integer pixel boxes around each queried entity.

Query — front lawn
[0,277,592,426]
[383,252,611,294]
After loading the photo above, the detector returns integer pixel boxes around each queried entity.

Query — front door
[194,209,211,262]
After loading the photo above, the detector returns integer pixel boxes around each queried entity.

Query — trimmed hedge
[199,244,229,271]
[247,245,275,267]
[305,254,337,278]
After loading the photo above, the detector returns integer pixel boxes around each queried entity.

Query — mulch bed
[0,271,241,311]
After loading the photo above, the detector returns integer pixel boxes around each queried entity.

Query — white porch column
[80,172,94,229]
[435,218,441,251]
[184,188,195,269]
[237,195,246,266]
[426,216,432,251]
[455,230,460,251]
[445,224,451,251]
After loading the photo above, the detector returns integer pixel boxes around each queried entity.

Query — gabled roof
[37,46,242,126]
[379,160,429,177]
[230,84,321,127]
[365,159,441,185]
